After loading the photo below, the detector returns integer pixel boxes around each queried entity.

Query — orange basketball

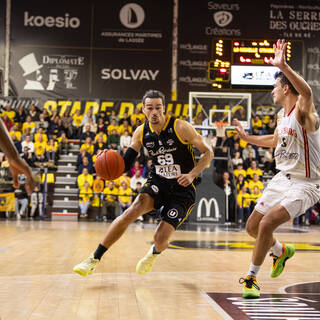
[94,149,125,180]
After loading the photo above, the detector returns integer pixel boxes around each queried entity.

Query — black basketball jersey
[141,116,196,180]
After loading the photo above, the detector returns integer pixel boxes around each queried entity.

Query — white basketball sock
[270,240,283,257]
[247,262,260,278]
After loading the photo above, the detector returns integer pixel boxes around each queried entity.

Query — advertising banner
[92,1,173,98]
[188,163,227,223]
[92,49,168,100]
[177,0,320,108]
[10,48,90,100]
[9,0,173,101]
[6,0,320,108]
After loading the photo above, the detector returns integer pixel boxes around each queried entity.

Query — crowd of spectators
[0,103,319,225]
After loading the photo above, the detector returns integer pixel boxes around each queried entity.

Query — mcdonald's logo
[196,197,220,221]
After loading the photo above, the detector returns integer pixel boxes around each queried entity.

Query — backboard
[188,91,251,131]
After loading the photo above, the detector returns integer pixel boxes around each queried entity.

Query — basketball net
[214,121,228,137]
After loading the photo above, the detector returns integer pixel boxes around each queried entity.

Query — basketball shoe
[136,245,158,275]
[270,243,295,278]
[73,254,99,277]
[240,276,260,299]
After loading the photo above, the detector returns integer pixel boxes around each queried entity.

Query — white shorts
[255,171,320,219]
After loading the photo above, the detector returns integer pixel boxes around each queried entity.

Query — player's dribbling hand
[177,173,194,187]
[234,118,248,140]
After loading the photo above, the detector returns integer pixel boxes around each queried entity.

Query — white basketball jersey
[275,105,320,179]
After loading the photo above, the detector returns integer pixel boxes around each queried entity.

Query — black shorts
[140,176,196,229]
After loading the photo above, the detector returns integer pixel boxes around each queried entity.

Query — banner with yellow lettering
[0,193,15,212]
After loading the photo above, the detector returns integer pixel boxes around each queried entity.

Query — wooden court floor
[0,220,319,320]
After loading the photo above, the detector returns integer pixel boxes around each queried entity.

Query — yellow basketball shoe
[240,276,260,299]
[270,243,295,278]
[73,254,99,277]
[136,245,159,275]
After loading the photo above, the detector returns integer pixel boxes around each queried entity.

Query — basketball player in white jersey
[236,39,320,298]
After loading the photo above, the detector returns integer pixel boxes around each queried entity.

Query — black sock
[152,245,161,255]
[93,244,108,260]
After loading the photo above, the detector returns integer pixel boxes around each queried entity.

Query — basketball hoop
[214,121,228,137]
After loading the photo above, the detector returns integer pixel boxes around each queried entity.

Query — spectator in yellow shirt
[107,119,120,135]
[103,180,119,220]
[77,168,94,189]
[57,132,69,154]
[130,107,145,126]
[250,186,263,206]
[114,172,131,188]
[248,173,264,193]
[72,109,84,138]
[80,136,94,155]
[234,163,247,179]
[262,115,270,125]
[91,176,105,209]
[246,160,262,179]
[94,131,107,144]
[248,186,263,217]
[9,124,22,141]
[22,115,36,134]
[237,186,251,224]
[252,115,262,129]
[118,180,132,214]
[34,127,48,143]
[1,155,9,168]
[3,105,16,122]
[34,134,47,156]
[79,181,93,218]
[118,119,133,135]
[46,138,58,162]
[93,176,104,194]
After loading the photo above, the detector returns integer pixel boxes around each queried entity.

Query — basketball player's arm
[122,125,143,172]
[175,120,214,187]
[0,118,35,194]
[234,119,277,147]
[269,39,313,114]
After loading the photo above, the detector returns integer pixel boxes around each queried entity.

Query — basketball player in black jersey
[73,90,213,277]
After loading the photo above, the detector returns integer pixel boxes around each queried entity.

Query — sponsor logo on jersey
[167,139,174,146]
[151,185,159,194]
[149,146,177,156]
[280,127,297,138]
[167,209,178,219]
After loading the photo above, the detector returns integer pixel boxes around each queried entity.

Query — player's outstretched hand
[234,118,248,141]
[9,157,35,195]
[177,173,194,187]
[267,39,287,68]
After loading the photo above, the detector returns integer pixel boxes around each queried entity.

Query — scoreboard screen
[208,39,303,89]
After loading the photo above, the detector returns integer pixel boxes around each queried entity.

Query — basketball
[94,149,125,180]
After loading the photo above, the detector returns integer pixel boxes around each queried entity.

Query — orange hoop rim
[214,121,228,129]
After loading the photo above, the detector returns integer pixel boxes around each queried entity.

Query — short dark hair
[142,90,165,105]
[274,71,299,96]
